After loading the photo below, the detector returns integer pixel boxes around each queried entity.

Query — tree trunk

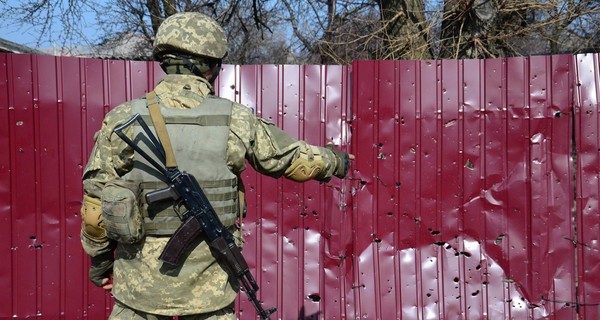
[438,0,526,59]
[147,0,177,34]
[378,0,432,59]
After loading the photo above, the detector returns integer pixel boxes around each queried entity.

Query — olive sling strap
[146,91,178,169]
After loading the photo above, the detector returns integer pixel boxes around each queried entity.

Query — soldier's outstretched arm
[242,115,353,182]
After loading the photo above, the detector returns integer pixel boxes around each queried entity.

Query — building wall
[1,53,598,319]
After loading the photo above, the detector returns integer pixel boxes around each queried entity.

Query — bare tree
[0,0,289,62]
[0,0,101,53]
[280,0,600,62]
[377,0,433,59]
[1,0,599,63]
[95,0,289,62]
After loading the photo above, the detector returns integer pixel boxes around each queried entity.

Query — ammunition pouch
[101,179,144,244]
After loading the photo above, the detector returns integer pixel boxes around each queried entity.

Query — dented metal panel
[351,56,576,319]
[0,55,164,319]
[0,53,598,319]
[216,64,353,319]
[575,53,600,320]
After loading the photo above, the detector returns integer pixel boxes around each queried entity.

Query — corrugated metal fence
[1,53,599,319]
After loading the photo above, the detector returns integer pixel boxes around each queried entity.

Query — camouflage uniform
[81,75,348,316]
[80,12,350,318]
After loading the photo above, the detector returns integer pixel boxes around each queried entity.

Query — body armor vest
[123,96,238,236]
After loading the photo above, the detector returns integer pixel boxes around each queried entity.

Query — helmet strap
[180,58,204,78]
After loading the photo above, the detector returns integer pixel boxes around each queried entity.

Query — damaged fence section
[1,53,599,319]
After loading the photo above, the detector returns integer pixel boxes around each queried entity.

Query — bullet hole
[554,111,562,118]
[300,212,307,217]
[395,182,401,188]
[430,229,440,235]
[426,293,432,297]
[465,159,474,169]
[30,236,36,240]
[308,294,321,302]
[387,212,393,217]
[453,277,459,283]
[472,290,480,296]
[374,238,382,243]
[461,251,472,257]
[444,119,457,127]
[495,233,506,245]
[434,241,445,246]
[476,264,481,270]
[312,210,318,216]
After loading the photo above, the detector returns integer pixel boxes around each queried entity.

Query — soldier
[80,12,353,320]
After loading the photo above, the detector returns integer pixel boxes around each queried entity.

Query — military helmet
[153,12,228,60]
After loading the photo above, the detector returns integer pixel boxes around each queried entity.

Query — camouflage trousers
[109,300,236,320]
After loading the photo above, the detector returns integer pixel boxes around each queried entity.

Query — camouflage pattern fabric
[110,299,235,320]
[153,12,228,59]
[81,74,347,315]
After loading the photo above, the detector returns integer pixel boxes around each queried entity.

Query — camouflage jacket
[81,74,347,315]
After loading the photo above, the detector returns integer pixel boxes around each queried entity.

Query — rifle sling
[146,91,178,169]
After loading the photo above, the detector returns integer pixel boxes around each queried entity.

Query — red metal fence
[1,53,599,319]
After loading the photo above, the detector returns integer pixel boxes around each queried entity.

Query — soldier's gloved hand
[89,251,114,287]
[326,144,354,178]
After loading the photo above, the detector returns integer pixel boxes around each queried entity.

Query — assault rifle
[114,113,276,320]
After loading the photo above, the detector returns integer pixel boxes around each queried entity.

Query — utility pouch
[101,179,144,244]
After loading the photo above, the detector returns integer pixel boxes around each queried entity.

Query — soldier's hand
[326,144,353,178]
[101,277,113,291]
[89,251,114,287]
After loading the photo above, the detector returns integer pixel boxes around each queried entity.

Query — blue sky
[0,0,100,49]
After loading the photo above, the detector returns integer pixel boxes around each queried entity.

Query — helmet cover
[153,12,227,60]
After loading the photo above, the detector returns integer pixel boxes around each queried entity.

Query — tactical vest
[122,96,239,236]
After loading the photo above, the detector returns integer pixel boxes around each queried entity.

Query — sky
[0,0,101,50]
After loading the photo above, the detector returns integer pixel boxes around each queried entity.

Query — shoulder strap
[146,91,178,169]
